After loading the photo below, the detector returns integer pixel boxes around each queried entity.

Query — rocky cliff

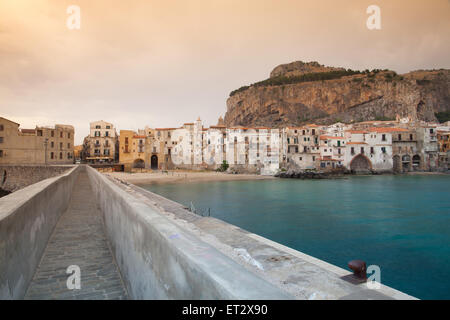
[224,61,450,127]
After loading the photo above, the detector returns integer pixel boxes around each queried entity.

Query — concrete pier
[0,165,416,300]
[24,171,127,300]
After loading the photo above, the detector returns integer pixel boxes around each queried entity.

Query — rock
[224,61,450,127]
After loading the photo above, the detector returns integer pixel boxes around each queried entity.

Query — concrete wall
[0,165,72,193]
[0,166,80,299]
[85,165,291,299]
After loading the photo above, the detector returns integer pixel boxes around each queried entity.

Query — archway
[133,158,145,169]
[402,155,411,172]
[393,155,402,173]
[412,155,421,171]
[350,154,372,172]
[151,155,158,170]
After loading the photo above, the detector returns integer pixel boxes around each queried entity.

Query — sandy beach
[104,171,275,185]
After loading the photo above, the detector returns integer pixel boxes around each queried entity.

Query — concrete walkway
[25,171,128,300]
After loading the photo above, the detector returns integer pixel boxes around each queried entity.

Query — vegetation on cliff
[230,69,363,97]
[435,111,450,123]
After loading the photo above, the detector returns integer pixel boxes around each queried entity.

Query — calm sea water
[140,175,450,299]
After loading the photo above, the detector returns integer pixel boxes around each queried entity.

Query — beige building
[0,117,74,165]
[84,120,118,163]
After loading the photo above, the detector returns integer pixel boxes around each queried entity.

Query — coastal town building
[113,116,448,174]
[83,120,118,164]
[0,117,74,165]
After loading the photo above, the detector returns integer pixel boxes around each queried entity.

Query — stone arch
[412,154,421,171]
[393,155,402,173]
[133,158,145,169]
[151,155,158,170]
[402,155,411,172]
[350,154,372,172]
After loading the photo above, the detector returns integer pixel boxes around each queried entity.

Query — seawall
[0,165,72,193]
[0,165,417,299]
[0,166,80,299]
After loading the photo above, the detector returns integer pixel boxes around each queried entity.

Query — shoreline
[104,169,450,185]
[105,170,275,185]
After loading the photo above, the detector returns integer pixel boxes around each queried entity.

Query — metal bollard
[348,260,367,280]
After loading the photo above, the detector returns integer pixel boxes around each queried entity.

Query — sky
[1,0,449,145]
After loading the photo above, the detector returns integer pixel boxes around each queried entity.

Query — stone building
[437,130,450,170]
[344,128,393,173]
[281,125,321,170]
[416,125,439,171]
[0,117,74,165]
[84,120,118,164]
[390,128,421,172]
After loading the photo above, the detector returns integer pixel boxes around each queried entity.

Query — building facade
[0,117,74,165]
[115,116,447,174]
[84,120,118,163]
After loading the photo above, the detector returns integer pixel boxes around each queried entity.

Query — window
[361,147,365,154]
[51,131,54,137]
[37,130,43,136]
[299,157,302,161]
[351,147,355,155]
[295,146,299,153]
[0,150,3,157]
[68,133,71,139]
[51,141,54,148]
[106,126,110,129]
[0,125,3,131]
[60,132,63,138]
[105,131,109,137]
[370,147,374,154]
[382,134,386,141]
[381,147,386,153]
[50,152,54,159]
[60,142,63,149]
[68,152,71,159]
[398,134,402,141]
[68,143,70,148]
[0,137,3,143]
[59,152,62,159]
[430,129,434,134]
[312,156,316,161]
[410,134,413,141]
[96,125,101,129]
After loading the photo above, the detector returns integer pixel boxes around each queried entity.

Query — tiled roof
[369,127,409,133]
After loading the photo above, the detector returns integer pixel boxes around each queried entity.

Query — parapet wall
[85,165,291,299]
[0,165,72,193]
[0,166,80,299]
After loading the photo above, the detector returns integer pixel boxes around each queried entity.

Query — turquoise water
[140,175,450,299]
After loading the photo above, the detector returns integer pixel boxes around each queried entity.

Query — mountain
[224,61,450,127]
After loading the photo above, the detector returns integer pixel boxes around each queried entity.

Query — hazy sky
[1,0,449,144]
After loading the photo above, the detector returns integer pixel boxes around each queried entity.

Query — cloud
[0,0,449,144]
